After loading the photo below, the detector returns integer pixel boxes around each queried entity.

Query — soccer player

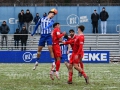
[50,22,66,80]
[63,25,89,84]
[67,29,84,77]
[60,34,70,70]
[31,9,57,70]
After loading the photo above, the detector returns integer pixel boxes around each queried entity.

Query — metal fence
[0,3,120,6]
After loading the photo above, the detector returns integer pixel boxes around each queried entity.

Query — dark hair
[16,28,19,32]
[53,22,59,28]
[48,11,55,15]
[64,33,68,40]
[3,21,6,23]
[78,25,85,32]
[26,9,29,11]
[21,9,24,12]
[69,29,74,33]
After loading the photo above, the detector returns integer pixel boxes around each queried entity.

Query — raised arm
[63,39,74,45]
[31,19,41,36]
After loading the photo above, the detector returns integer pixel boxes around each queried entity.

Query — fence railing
[0,3,120,6]
[0,34,120,55]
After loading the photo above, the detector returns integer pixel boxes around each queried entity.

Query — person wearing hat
[91,9,99,33]
[31,9,58,73]
[24,9,33,33]
[18,9,25,31]
[20,25,28,51]
[100,7,109,34]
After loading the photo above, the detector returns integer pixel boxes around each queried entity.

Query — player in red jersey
[50,22,66,80]
[64,29,84,77]
[63,25,89,84]
[64,29,77,69]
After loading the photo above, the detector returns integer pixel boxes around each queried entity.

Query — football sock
[68,72,73,82]
[79,62,84,69]
[55,60,60,71]
[81,70,87,78]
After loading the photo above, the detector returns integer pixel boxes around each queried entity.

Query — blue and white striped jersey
[40,17,54,34]
[60,38,68,55]
[32,17,54,35]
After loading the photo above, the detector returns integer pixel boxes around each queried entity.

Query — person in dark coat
[100,7,109,34]
[18,9,25,31]
[91,9,99,33]
[24,9,33,33]
[20,26,28,51]
[0,21,10,49]
[34,13,40,34]
[14,28,20,49]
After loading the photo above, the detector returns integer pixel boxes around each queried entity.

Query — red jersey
[65,34,84,55]
[67,35,77,50]
[52,27,64,44]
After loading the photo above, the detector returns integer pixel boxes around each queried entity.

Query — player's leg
[67,53,74,84]
[63,54,69,70]
[33,35,45,70]
[64,61,69,70]
[47,35,56,80]
[55,57,61,79]
[78,58,84,77]
[73,63,89,84]
[68,63,73,84]
[47,35,55,63]
[33,46,43,70]
[48,45,56,80]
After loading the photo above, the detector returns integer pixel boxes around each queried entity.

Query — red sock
[79,62,84,69]
[55,60,60,71]
[81,70,87,78]
[68,72,73,82]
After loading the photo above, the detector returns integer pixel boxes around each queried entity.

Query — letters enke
[83,53,107,61]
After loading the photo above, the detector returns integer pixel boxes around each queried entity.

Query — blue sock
[51,58,55,65]
[36,58,40,62]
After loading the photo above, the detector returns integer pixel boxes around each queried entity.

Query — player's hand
[63,31,66,35]
[67,51,69,54]
[62,41,65,44]
[75,55,78,60]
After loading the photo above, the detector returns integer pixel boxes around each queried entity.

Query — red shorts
[69,53,83,64]
[52,44,61,58]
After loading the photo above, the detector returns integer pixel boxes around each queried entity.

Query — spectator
[91,9,99,33]
[20,26,28,51]
[14,28,20,49]
[0,21,10,49]
[18,9,25,31]
[24,9,33,33]
[43,12,47,17]
[34,13,40,34]
[100,7,109,34]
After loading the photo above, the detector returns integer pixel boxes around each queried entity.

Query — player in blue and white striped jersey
[32,9,57,70]
[60,34,70,70]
